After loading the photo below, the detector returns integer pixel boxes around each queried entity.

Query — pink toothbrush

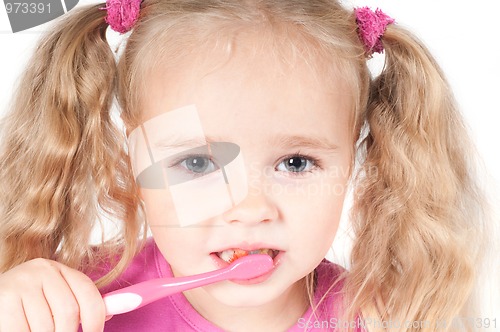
[103,254,274,315]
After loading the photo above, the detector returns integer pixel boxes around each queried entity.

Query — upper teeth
[218,248,278,263]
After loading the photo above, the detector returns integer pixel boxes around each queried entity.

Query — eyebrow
[269,134,340,151]
[154,136,221,149]
[155,134,339,151]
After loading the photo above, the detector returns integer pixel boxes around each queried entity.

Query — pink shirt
[89,239,364,331]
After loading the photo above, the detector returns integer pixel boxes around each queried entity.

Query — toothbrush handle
[103,268,229,315]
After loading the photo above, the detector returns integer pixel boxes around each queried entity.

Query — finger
[59,264,106,332]
[40,265,81,332]
[0,295,31,332]
[21,291,55,332]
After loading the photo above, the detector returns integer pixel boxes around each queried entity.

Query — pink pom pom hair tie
[100,0,142,34]
[354,7,395,56]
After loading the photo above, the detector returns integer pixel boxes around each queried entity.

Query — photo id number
[5,2,51,14]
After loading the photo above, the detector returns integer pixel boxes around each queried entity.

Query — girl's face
[136,37,353,315]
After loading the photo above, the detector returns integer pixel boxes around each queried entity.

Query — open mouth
[216,248,280,264]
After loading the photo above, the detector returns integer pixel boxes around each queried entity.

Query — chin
[203,277,295,307]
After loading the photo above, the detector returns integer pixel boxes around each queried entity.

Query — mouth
[215,248,281,264]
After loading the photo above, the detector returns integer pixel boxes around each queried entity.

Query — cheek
[293,194,344,241]
[316,172,350,237]
[140,188,178,226]
[284,170,349,251]
[299,200,343,268]
[140,189,190,269]
[141,189,213,273]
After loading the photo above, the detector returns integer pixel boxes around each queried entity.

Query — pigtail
[0,4,144,286]
[347,25,488,331]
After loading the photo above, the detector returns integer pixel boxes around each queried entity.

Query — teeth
[218,250,234,263]
[217,248,279,263]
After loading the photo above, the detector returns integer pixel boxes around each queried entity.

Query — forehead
[131,25,356,155]
[142,28,352,117]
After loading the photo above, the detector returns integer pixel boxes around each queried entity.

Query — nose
[222,181,279,225]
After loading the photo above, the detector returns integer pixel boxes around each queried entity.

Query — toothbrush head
[227,254,274,280]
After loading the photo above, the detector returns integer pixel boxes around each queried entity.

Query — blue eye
[136,142,241,189]
[180,156,218,174]
[277,155,318,174]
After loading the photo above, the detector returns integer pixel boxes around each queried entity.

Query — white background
[1,0,499,321]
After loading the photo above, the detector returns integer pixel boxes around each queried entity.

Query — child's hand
[0,258,106,332]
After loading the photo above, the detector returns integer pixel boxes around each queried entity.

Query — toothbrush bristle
[228,249,248,263]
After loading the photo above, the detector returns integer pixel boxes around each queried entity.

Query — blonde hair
[347,26,490,331]
[0,0,489,330]
[0,7,145,285]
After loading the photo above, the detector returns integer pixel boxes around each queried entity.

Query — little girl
[0,0,491,331]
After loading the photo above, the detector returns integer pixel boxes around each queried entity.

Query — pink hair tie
[354,7,395,56]
[100,0,142,34]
